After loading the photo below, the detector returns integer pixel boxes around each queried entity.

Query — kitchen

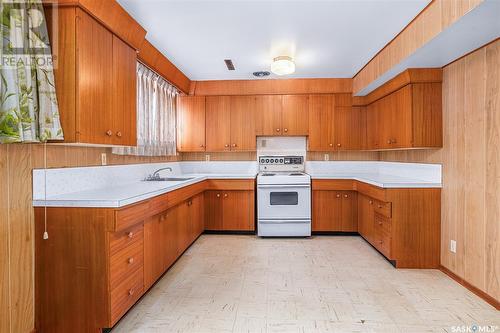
[0,0,499,332]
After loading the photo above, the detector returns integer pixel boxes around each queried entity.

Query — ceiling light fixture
[271,56,295,76]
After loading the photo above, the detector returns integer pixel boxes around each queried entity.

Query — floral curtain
[0,0,63,143]
[113,62,178,156]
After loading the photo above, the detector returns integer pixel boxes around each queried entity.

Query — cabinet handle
[329,143,333,147]
[378,205,382,209]
[284,128,288,133]
[199,144,205,148]
[116,131,122,138]
[216,193,221,198]
[336,194,340,198]
[232,143,237,147]
[106,130,113,136]
[337,143,341,147]
[344,194,348,198]
[127,232,134,238]
[276,128,280,132]
[128,288,135,296]
[369,200,373,205]
[378,221,382,226]
[128,257,134,264]
[224,193,228,198]
[387,140,392,144]
[379,240,383,245]
[224,144,229,148]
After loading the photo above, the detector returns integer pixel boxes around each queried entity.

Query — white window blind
[112,62,178,156]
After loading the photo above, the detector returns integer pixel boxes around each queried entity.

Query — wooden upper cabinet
[308,95,335,151]
[334,106,361,150]
[46,7,138,145]
[205,96,231,151]
[255,95,282,136]
[230,96,256,151]
[282,95,309,135]
[177,96,206,152]
[111,35,137,146]
[365,82,442,150]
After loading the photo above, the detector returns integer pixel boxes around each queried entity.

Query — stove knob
[280,159,284,163]
[260,158,265,163]
[265,159,269,163]
[270,159,275,163]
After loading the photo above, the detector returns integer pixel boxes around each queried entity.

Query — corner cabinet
[46,7,137,145]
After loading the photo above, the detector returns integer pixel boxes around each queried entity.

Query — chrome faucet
[145,167,172,181]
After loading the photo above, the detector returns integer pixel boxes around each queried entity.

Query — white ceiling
[118,0,430,80]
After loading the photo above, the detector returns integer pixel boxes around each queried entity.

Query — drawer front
[115,201,150,231]
[110,267,144,326]
[374,214,391,258]
[374,201,392,218]
[109,223,144,257]
[374,213,391,234]
[110,238,144,288]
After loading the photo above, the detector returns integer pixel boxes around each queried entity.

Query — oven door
[257,184,311,220]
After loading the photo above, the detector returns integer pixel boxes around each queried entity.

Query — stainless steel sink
[145,177,194,182]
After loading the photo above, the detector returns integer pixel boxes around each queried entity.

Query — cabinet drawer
[374,213,391,234]
[115,201,150,231]
[109,223,143,256]
[110,266,144,326]
[374,214,391,258]
[110,238,144,288]
[374,201,391,218]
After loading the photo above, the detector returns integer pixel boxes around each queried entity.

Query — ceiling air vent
[224,59,235,70]
[253,71,270,77]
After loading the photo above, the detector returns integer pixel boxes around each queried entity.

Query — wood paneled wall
[0,145,179,333]
[353,0,484,94]
[380,40,500,302]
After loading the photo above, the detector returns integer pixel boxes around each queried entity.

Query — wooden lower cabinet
[204,190,255,231]
[312,190,357,232]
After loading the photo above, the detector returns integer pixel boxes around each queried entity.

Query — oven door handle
[257,184,310,189]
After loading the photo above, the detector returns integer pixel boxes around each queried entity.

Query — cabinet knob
[216,193,221,198]
[224,193,228,198]
[128,257,134,264]
[127,232,134,238]
[160,215,165,221]
[337,143,341,147]
[378,205,382,209]
[284,128,288,133]
[224,144,229,148]
[336,194,340,198]
[232,143,237,147]
[329,143,333,147]
[276,128,280,132]
[344,194,348,198]
[128,288,135,296]
[387,140,391,144]
[379,240,383,244]
[106,130,113,136]
[188,200,193,206]
[199,144,205,148]
[369,200,373,205]
[116,131,122,138]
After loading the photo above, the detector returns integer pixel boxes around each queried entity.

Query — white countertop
[309,173,442,188]
[32,173,256,208]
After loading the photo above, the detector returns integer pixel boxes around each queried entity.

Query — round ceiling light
[271,56,295,76]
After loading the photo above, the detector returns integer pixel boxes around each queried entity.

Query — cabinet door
[175,201,190,255]
[111,35,137,146]
[255,95,282,136]
[334,107,361,150]
[340,191,357,231]
[282,95,309,135]
[204,191,223,230]
[308,95,335,151]
[144,215,165,289]
[163,207,179,269]
[177,96,206,151]
[206,96,231,151]
[189,194,204,239]
[312,191,341,231]
[230,96,256,151]
[222,191,254,231]
[76,9,113,144]
[389,85,413,148]
[358,194,375,241]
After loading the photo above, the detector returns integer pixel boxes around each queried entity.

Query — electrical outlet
[324,154,329,161]
[205,154,210,162]
[450,240,457,253]
[101,153,107,166]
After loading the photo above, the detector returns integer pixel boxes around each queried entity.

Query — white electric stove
[257,155,311,237]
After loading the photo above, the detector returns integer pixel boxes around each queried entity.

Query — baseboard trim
[312,231,359,236]
[439,265,500,310]
[203,230,256,235]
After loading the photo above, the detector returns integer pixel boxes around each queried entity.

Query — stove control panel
[258,155,305,172]
[259,156,303,165]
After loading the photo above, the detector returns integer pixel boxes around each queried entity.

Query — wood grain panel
[255,95,282,136]
[379,40,500,301]
[177,96,206,152]
[205,96,231,152]
[353,0,483,94]
[230,96,257,151]
[192,78,352,96]
[0,145,10,333]
[282,95,309,135]
[205,179,255,191]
